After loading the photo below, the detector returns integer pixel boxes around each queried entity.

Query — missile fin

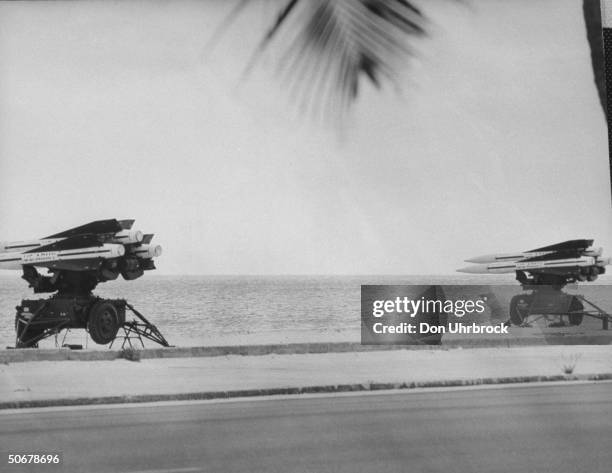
[44,219,123,239]
[26,234,103,253]
[528,239,593,253]
[118,219,135,230]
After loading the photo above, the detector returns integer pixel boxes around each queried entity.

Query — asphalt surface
[1,382,611,473]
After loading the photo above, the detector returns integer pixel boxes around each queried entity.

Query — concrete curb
[2,373,611,410]
[2,334,610,363]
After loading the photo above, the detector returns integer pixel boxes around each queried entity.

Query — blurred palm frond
[244,0,428,114]
[214,0,606,121]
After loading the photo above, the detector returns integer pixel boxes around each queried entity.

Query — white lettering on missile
[22,252,59,263]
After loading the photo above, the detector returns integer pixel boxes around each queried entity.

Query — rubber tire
[568,297,584,326]
[509,295,531,326]
[87,301,120,345]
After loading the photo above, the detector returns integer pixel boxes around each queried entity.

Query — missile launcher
[2,219,169,348]
[457,239,612,329]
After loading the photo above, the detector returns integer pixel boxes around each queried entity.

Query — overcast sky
[0,0,610,275]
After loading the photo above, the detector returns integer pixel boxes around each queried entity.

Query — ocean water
[1,274,610,349]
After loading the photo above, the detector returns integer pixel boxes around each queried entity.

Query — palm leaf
[244,0,428,115]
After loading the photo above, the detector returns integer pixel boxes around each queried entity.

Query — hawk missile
[458,239,610,283]
[0,243,125,271]
[0,219,161,275]
[465,247,603,264]
[458,256,611,274]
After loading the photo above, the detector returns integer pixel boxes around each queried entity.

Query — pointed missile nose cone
[457,264,488,274]
[464,254,496,264]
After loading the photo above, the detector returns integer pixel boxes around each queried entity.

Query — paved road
[1,382,611,473]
